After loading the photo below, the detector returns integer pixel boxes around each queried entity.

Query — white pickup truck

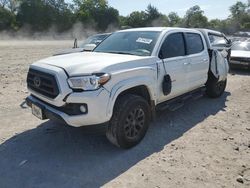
[26,27,231,148]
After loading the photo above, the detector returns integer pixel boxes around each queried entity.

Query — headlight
[67,73,111,90]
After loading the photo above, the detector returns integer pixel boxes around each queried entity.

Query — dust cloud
[0,22,118,41]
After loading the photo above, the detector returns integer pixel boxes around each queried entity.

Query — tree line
[0,0,249,35]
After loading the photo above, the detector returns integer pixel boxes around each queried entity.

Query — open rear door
[208,33,232,81]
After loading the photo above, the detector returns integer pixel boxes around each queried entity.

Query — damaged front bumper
[26,88,111,127]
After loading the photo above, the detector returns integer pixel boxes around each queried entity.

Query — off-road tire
[206,73,227,98]
[106,94,150,149]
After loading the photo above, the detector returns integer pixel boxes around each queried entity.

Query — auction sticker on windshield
[136,37,153,44]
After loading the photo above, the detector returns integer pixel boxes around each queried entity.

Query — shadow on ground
[0,92,230,188]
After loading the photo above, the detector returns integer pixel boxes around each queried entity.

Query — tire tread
[106,94,149,148]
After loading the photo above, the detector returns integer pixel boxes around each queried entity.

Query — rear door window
[160,32,185,59]
[185,33,204,55]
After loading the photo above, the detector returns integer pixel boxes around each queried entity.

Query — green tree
[183,5,208,28]
[126,11,147,28]
[145,4,169,26]
[151,14,169,27]
[16,0,53,31]
[0,6,15,30]
[74,0,119,31]
[230,1,248,18]
[1,0,250,35]
[16,0,74,32]
[168,12,181,27]
[46,0,75,32]
[0,0,9,8]
[145,4,161,25]
[229,1,250,31]
[209,19,223,30]
[209,19,231,33]
[0,0,20,13]
[118,15,127,27]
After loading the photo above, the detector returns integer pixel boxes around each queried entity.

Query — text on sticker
[136,38,153,44]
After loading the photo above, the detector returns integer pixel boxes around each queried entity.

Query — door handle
[183,62,190,65]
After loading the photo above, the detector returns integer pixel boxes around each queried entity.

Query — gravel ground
[0,41,249,188]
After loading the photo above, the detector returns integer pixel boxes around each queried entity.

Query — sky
[66,0,249,20]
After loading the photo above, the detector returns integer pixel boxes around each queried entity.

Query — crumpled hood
[231,50,250,58]
[34,52,154,76]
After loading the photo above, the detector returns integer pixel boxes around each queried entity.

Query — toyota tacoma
[26,27,231,148]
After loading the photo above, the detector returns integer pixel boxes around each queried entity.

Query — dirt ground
[0,41,249,188]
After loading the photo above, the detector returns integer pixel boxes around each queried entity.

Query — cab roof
[117,27,202,33]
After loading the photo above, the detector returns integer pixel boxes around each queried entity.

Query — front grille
[27,68,59,99]
[231,57,250,62]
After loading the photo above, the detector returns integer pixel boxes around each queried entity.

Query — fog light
[80,105,87,113]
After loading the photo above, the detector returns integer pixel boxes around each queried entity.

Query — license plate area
[32,103,45,120]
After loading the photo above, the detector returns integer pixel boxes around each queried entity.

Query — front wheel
[106,94,150,149]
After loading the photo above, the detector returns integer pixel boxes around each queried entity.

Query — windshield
[80,34,109,48]
[94,31,161,56]
[231,42,250,51]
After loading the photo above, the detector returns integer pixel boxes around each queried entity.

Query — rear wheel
[206,73,227,98]
[106,94,150,149]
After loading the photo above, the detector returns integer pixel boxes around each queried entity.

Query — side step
[156,87,206,112]
[168,102,184,111]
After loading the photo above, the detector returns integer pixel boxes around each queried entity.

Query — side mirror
[83,44,96,51]
[73,38,78,48]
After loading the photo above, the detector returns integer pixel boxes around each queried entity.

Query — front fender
[106,75,157,118]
